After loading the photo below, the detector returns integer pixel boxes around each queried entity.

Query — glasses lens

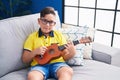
[41,19,47,24]
[41,18,56,26]
[49,21,56,26]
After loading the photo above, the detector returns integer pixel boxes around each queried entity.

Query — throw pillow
[62,23,95,59]
[59,26,86,66]
[83,27,95,59]
[59,24,95,66]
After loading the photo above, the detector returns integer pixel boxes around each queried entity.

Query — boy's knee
[27,71,44,80]
[58,66,73,76]
[67,67,73,75]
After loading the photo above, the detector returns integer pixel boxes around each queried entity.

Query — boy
[22,7,76,80]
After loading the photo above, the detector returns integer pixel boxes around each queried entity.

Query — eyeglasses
[40,18,56,26]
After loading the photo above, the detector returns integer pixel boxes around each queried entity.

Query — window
[95,10,114,31]
[79,0,95,8]
[64,0,120,48]
[94,31,112,46]
[97,0,116,9]
[64,7,78,25]
[115,12,120,32]
[79,8,95,27]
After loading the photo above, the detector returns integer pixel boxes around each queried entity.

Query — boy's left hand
[62,41,76,61]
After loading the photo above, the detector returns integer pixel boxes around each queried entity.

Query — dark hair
[40,7,56,17]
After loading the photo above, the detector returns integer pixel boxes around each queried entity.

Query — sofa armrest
[92,42,120,67]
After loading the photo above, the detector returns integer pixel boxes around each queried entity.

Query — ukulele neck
[58,40,79,51]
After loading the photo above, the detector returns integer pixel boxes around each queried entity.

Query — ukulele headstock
[79,36,92,45]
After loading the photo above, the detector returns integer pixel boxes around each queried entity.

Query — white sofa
[0,11,120,80]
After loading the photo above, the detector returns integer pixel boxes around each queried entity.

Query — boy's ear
[38,18,40,21]
[38,18,40,24]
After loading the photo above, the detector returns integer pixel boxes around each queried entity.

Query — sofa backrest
[0,11,61,77]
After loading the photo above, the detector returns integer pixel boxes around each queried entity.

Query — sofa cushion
[0,11,61,77]
[0,68,55,80]
[72,60,120,80]
[1,60,120,80]
[0,69,28,80]
[0,13,39,77]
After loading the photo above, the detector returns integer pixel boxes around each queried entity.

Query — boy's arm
[22,50,35,64]
[61,42,76,61]
[22,46,47,64]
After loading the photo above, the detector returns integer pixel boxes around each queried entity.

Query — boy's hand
[62,41,76,61]
[64,41,76,55]
[33,46,47,56]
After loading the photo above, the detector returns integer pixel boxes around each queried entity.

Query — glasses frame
[40,18,56,26]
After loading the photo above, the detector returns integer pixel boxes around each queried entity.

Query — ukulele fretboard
[58,40,80,51]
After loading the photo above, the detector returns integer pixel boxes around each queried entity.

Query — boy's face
[38,14,56,34]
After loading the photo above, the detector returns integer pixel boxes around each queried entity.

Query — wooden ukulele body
[34,43,62,65]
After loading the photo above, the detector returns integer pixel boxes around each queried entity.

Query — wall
[0,0,63,22]
[31,0,63,22]
[0,0,32,20]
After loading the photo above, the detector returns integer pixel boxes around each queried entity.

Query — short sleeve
[24,34,34,51]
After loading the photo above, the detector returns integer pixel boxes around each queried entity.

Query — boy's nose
[46,22,50,26]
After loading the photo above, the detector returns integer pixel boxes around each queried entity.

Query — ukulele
[34,36,92,65]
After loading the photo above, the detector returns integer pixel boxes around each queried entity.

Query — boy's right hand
[33,46,47,56]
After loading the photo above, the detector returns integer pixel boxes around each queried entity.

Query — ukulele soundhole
[49,49,55,54]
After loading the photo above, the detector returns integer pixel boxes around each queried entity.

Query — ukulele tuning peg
[88,36,92,42]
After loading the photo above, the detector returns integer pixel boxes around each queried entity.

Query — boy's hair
[40,7,56,17]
